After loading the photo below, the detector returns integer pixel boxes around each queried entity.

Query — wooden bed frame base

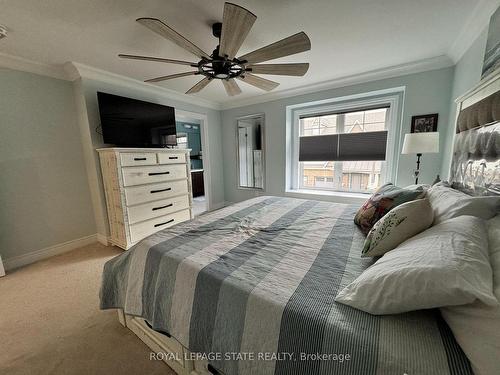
[117,310,214,375]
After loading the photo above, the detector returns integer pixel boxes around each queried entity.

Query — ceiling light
[118,2,311,96]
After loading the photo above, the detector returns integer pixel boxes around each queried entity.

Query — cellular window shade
[299,134,338,161]
[338,131,388,161]
[299,130,388,161]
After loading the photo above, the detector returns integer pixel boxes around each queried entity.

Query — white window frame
[285,87,405,196]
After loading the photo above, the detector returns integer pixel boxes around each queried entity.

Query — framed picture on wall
[411,113,438,133]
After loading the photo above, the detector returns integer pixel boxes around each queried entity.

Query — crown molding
[0,54,220,110]
[448,0,499,63]
[220,55,453,110]
[64,62,221,110]
[0,52,68,81]
[0,52,459,112]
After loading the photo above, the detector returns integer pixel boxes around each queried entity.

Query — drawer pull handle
[154,219,174,227]
[148,171,170,176]
[169,156,179,160]
[134,157,147,161]
[152,203,173,211]
[150,187,172,194]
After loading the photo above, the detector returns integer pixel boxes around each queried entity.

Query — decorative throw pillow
[362,198,433,257]
[354,183,426,235]
[426,181,500,225]
[336,215,498,315]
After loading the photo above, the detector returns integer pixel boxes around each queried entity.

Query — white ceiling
[0,0,490,105]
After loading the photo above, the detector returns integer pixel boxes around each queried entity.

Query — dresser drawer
[129,209,191,243]
[127,195,190,224]
[122,165,187,186]
[124,180,189,206]
[157,152,186,165]
[120,152,157,167]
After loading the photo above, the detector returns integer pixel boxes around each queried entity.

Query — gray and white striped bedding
[100,196,472,375]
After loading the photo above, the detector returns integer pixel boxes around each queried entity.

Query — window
[286,88,404,196]
[298,108,388,193]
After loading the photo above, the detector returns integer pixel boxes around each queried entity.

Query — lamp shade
[401,132,439,154]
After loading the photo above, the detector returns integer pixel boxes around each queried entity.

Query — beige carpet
[0,243,175,375]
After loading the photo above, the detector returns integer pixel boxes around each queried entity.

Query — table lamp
[401,132,439,184]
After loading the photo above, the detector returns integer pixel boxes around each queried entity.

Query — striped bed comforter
[100,196,472,375]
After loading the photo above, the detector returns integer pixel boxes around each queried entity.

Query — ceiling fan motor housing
[198,57,246,80]
[196,43,246,80]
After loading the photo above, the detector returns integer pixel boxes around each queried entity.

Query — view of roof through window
[299,108,387,193]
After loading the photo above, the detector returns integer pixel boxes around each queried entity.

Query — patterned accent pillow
[354,183,426,235]
[362,198,434,257]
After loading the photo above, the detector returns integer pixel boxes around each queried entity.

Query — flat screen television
[97,92,177,147]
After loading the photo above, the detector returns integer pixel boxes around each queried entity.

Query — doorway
[175,110,211,217]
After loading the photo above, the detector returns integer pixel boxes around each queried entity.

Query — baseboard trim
[0,255,5,277]
[209,201,228,211]
[3,234,98,271]
[96,233,110,246]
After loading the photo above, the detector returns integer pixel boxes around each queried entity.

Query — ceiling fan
[119,2,311,96]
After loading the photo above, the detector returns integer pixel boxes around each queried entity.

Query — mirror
[237,114,265,190]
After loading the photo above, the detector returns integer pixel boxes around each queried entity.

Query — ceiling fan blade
[237,73,279,91]
[222,78,242,96]
[137,17,210,59]
[238,32,311,64]
[119,54,197,66]
[145,71,199,83]
[186,77,212,94]
[247,63,309,76]
[219,2,257,59]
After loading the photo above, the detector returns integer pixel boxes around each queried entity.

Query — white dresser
[97,148,193,250]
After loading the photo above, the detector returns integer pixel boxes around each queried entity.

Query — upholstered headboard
[450,69,500,196]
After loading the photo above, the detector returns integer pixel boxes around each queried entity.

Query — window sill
[285,189,369,203]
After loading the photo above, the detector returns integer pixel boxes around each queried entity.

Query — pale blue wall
[176,121,203,170]
[221,67,454,204]
[441,28,488,178]
[0,69,96,261]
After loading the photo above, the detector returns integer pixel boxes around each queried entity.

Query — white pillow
[362,198,433,257]
[488,215,500,299]
[487,215,500,301]
[440,215,500,375]
[404,183,430,191]
[336,215,498,315]
[426,182,499,224]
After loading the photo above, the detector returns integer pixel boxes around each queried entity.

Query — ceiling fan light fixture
[198,58,245,80]
[124,2,311,96]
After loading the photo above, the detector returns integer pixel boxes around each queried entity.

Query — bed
[100,196,471,375]
[100,69,500,375]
